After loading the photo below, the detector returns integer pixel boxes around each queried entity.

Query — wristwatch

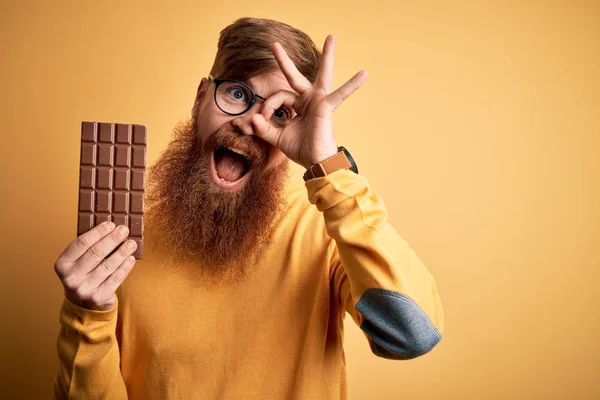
[303,146,358,182]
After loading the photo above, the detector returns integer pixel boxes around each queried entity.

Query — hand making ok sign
[250,35,368,170]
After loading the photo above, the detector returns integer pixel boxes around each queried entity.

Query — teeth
[226,147,248,159]
[219,176,242,183]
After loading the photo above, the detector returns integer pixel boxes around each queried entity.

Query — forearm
[53,296,128,399]
[307,169,443,359]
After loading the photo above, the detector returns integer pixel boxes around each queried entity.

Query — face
[193,70,295,191]
[145,70,294,283]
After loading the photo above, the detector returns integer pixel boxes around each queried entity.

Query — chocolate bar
[77,122,146,258]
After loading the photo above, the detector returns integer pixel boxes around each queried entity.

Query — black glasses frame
[207,74,267,116]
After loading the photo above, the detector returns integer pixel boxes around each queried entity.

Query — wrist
[303,146,358,182]
[305,145,338,169]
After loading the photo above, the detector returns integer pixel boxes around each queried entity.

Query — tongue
[215,148,247,182]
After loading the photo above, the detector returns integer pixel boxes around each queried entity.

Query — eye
[272,107,292,124]
[226,86,248,101]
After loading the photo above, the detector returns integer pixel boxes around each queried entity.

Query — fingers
[56,226,137,312]
[272,42,312,93]
[316,35,335,92]
[65,254,136,312]
[260,90,298,121]
[93,254,136,305]
[74,225,132,276]
[327,70,369,110]
[85,239,138,288]
[54,221,117,280]
[250,113,279,147]
[57,221,116,266]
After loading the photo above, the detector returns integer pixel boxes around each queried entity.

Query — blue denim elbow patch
[356,288,442,360]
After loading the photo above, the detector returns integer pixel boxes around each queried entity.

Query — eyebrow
[241,79,268,99]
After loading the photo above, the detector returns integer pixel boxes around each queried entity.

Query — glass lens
[215,81,253,114]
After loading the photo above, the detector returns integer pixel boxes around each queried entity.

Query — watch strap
[303,148,353,182]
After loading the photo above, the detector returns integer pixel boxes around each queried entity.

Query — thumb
[251,113,280,147]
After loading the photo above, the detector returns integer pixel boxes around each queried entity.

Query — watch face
[339,146,358,174]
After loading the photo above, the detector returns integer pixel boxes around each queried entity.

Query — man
[53,17,443,400]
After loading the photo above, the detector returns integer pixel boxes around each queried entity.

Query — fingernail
[127,240,136,249]
[106,222,115,231]
[118,225,129,235]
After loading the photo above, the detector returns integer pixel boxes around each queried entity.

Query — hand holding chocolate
[53,121,147,311]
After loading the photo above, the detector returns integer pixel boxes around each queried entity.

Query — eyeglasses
[207,74,291,125]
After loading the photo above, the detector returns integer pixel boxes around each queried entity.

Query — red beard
[145,118,289,283]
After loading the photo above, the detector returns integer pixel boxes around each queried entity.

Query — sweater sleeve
[53,295,128,399]
[306,169,444,360]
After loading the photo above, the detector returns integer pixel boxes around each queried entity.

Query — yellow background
[1,0,599,398]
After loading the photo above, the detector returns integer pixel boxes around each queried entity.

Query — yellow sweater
[54,169,444,400]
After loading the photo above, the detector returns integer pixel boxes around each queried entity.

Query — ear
[191,77,210,118]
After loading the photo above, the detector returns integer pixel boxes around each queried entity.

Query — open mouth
[209,146,253,190]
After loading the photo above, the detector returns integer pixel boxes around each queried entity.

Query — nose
[230,104,262,136]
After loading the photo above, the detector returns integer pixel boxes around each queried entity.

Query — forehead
[246,70,295,98]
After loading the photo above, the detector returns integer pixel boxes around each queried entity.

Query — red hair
[209,17,321,84]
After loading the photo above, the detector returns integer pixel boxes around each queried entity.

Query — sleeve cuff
[62,296,118,324]
[305,169,369,212]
